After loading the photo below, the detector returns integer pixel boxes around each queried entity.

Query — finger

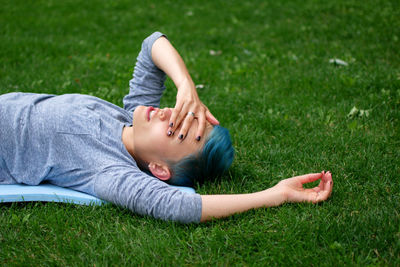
[317,178,324,191]
[321,171,332,192]
[195,110,206,141]
[316,187,331,202]
[326,171,333,198]
[297,173,323,185]
[173,104,191,133]
[177,112,195,140]
[316,172,333,202]
[318,172,328,191]
[312,187,322,193]
[302,190,321,203]
[205,109,219,125]
[326,171,333,183]
[168,102,183,134]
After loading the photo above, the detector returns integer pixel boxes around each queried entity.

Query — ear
[148,162,171,181]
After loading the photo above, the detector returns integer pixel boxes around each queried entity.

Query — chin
[133,105,144,121]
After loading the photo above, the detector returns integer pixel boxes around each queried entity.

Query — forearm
[200,187,285,222]
[151,36,194,89]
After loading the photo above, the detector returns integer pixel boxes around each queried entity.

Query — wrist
[268,185,287,206]
[253,186,286,208]
[176,76,195,91]
[273,184,288,204]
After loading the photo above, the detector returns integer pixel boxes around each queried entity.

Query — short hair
[167,125,234,187]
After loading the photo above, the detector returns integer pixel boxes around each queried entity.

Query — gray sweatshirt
[0,32,202,223]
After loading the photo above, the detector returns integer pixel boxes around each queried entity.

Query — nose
[159,108,172,121]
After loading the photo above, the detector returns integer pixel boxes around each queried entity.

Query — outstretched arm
[151,36,219,141]
[200,171,333,222]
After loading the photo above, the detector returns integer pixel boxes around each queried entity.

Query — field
[1,0,399,265]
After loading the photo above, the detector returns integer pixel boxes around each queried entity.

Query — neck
[122,126,135,158]
[122,126,151,172]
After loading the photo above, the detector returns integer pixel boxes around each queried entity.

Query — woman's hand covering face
[167,78,219,141]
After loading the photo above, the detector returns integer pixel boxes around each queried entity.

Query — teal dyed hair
[167,125,234,187]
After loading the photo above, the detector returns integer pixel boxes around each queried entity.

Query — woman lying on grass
[0,32,333,223]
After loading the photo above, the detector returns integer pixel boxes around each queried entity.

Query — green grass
[1,0,399,265]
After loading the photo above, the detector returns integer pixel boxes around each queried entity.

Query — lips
[146,106,159,121]
[146,106,154,121]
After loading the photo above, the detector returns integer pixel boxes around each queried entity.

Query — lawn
[1,0,399,265]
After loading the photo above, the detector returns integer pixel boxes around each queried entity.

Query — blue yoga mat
[0,184,195,206]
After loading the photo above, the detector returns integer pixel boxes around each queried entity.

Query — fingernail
[196,136,201,141]
[179,134,183,139]
[167,131,172,136]
[169,122,173,127]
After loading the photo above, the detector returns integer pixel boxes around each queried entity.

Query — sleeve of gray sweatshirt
[123,31,167,112]
[94,165,202,223]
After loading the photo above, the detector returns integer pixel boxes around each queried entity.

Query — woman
[0,32,333,223]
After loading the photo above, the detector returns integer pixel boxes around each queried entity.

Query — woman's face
[132,105,210,165]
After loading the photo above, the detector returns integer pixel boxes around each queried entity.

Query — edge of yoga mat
[0,184,195,206]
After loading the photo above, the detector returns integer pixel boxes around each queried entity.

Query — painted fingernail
[169,122,173,127]
[196,136,201,141]
[167,131,172,136]
[179,134,183,139]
